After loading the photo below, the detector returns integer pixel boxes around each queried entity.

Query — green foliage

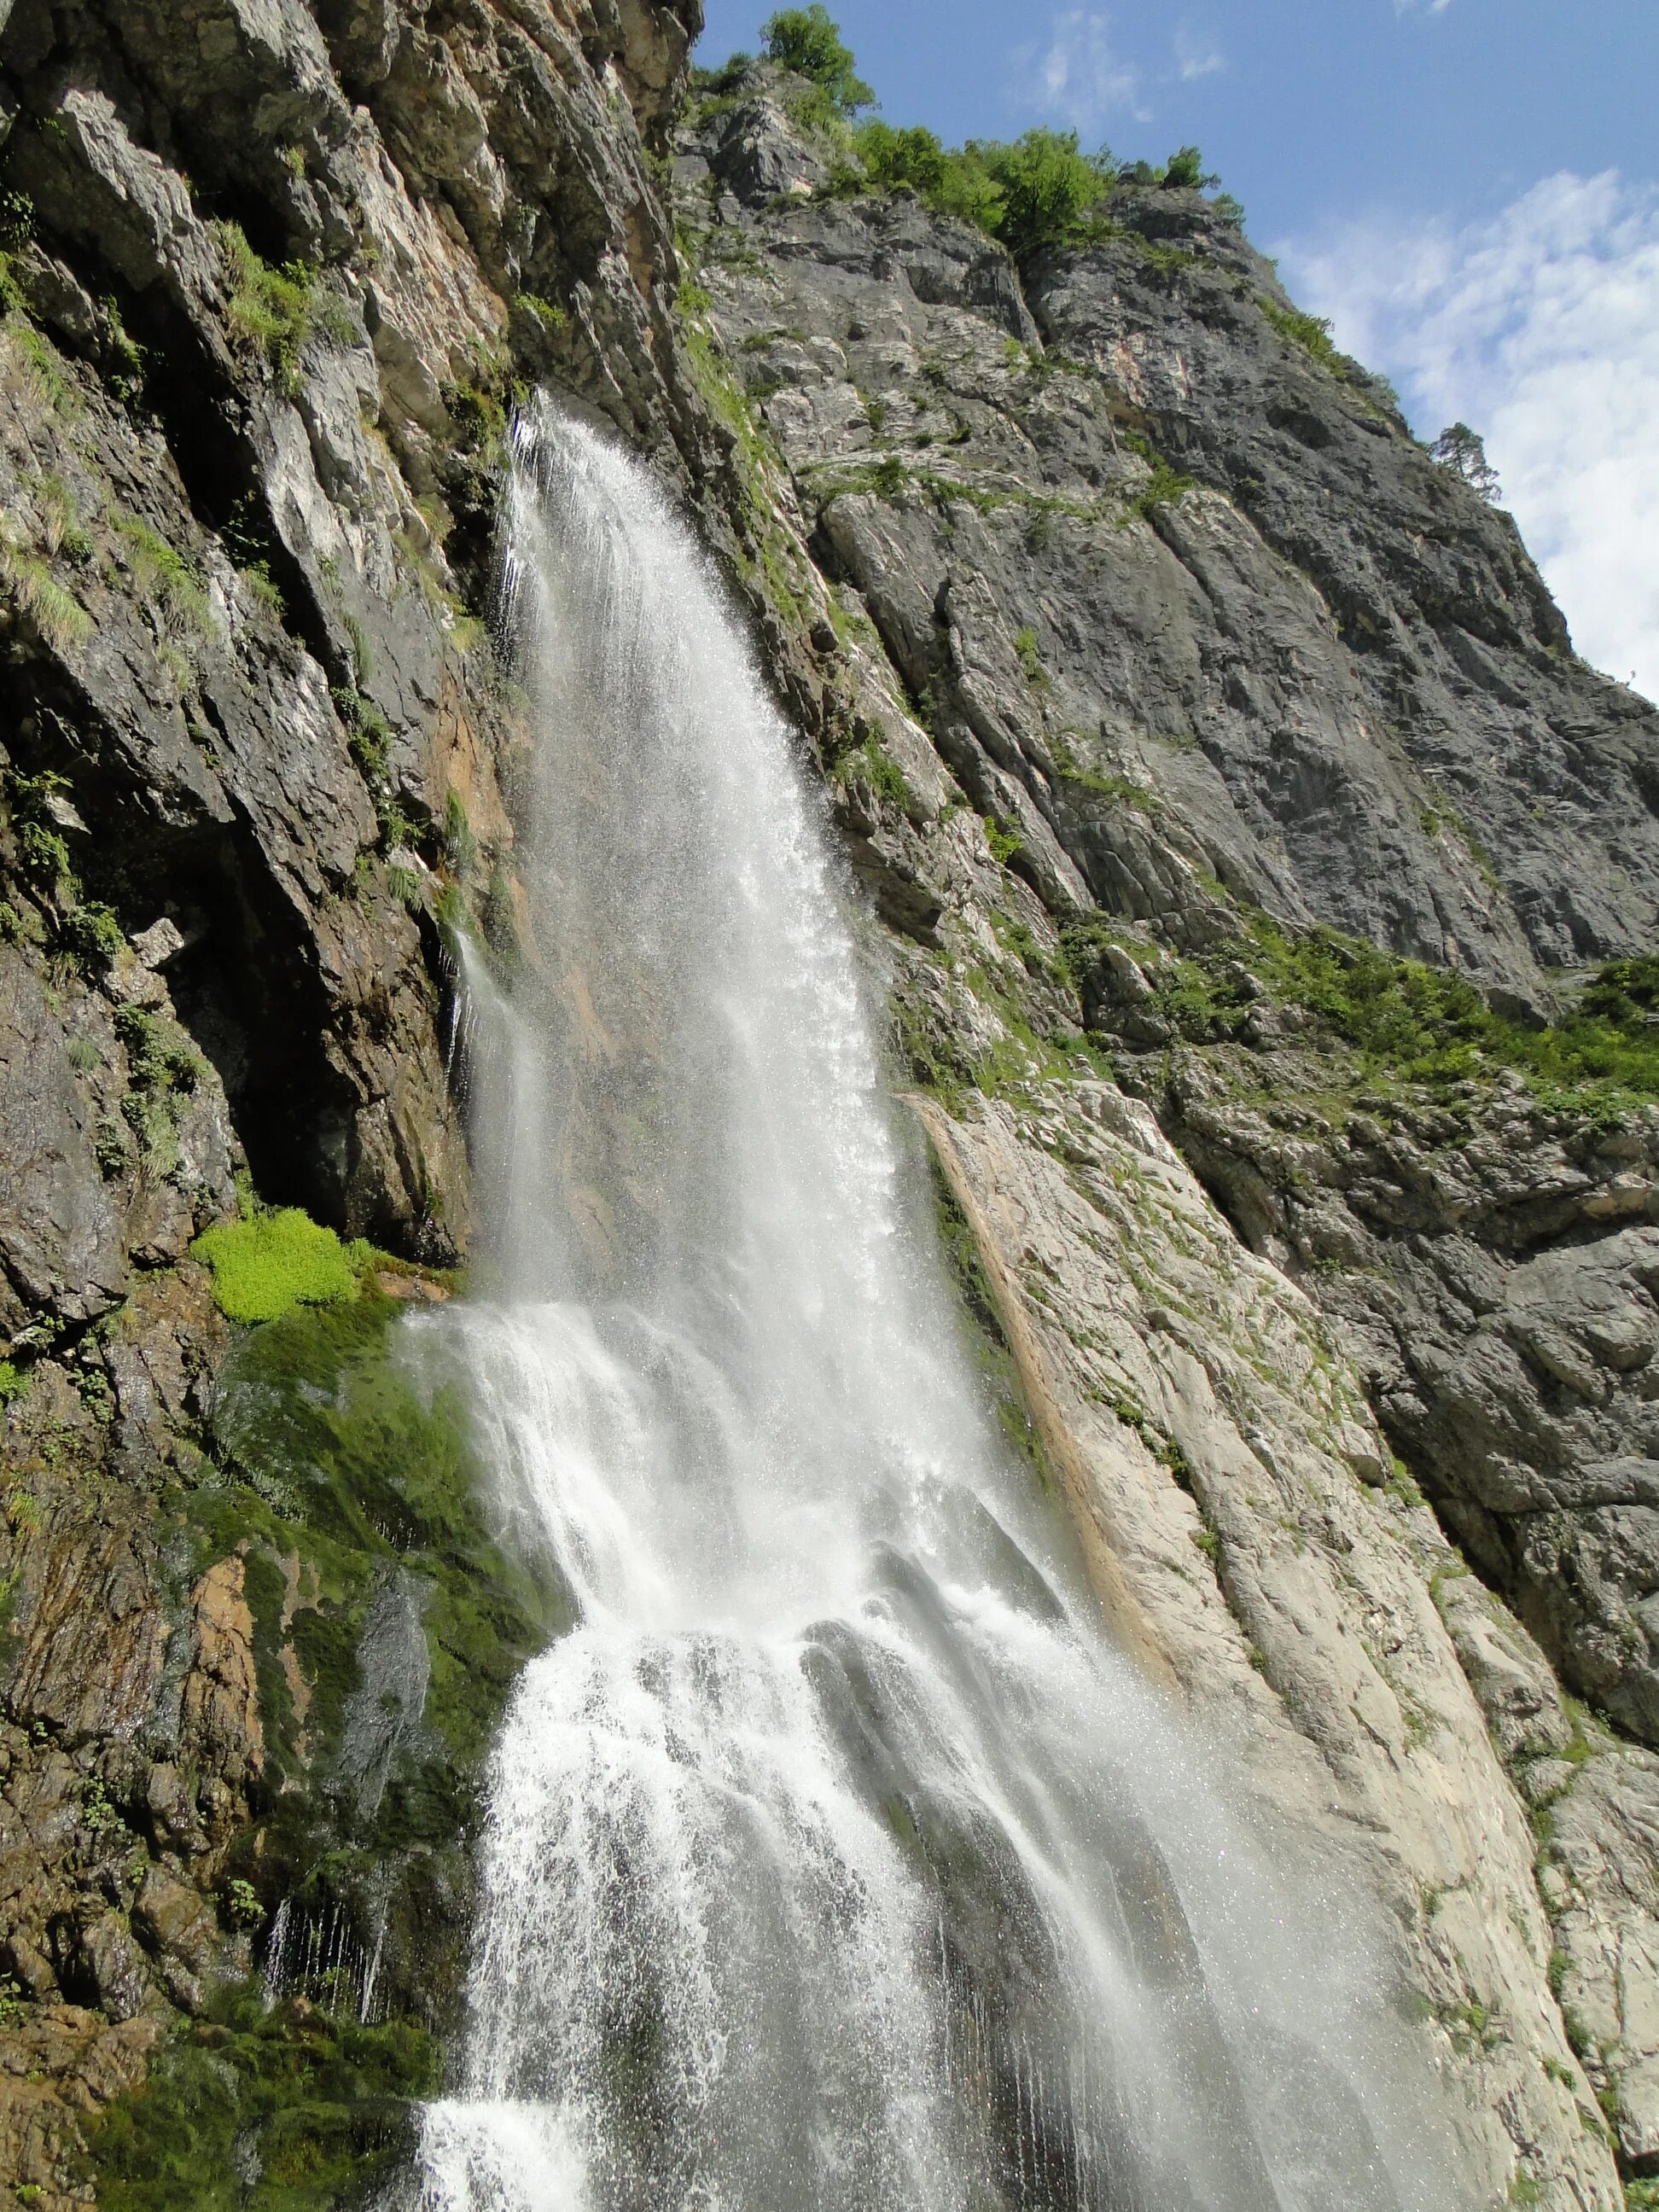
[215,223,319,393]
[444,789,478,872]
[32,472,91,562]
[0,185,34,312]
[341,608,374,685]
[201,1294,548,1778]
[690,53,754,97]
[3,769,135,974]
[851,119,946,196]
[760,6,874,111]
[87,1991,437,2212]
[1123,458,1195,521]
[193,1208,366,1326]
[984,812,1025,864]
[333,686,391,783]
[4,321,79,416]
[831,729,913,812]
[924,145,1010,234]
[224,1877,264,1930]
[239,561,284,616]
[1581,953,1659,1026]
[446,380,506,452]
[1160,145,1216,190]
[1013,626,1045,685]
[1081,911,1659,1126]
[0,529,91,650]
[112,514,209,633]
[82,1776,125,1833]
[1260,297,1338,365]
[839,119,1120,255]
[975,129,1114,257]
[515,292,568,333]
[1431,420,1502,503]
[60,898,125,973]
[0,1359,30,1408]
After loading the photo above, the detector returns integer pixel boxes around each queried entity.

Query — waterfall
[413,399,1463,2212]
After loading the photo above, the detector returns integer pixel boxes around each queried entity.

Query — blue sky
[696,2,1659,701]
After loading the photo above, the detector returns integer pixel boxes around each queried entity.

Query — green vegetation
[973,129,1115,257]
[193,1208,367,1325]
[115,1004,203,1170]
[703,12,1242,259]
[515,291,568,334]
[839,124,1115,255]
[1431,420,1502,504]
[1067,911,1659,1127]
[32,472,91,562]
[847,119,947,197]
[1122,457,1196,521]
[215,223,321,393]
[334,684,392,788]
[0,1359,30,1409]
[1260,298,1339,367]
[1,767,138,979]
[830,727,913,812]
[760,5,874,112]
[0,535,90,650]
[5,320,79,416]
[984,812,1025,865]
[0,186,34,312]
[89,1989,436,2211]
[112,514,210,634]
[90,1284,557,2206]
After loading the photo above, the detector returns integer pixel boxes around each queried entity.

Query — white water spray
[414,399,1464,2212]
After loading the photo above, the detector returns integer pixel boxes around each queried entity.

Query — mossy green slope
[86,1289,564,2209]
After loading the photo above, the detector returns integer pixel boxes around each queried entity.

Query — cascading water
[413,398,1466,2212]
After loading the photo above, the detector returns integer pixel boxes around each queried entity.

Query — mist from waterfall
[412,398,1465,2212]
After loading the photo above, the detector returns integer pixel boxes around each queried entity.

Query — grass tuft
[215,223,321,393]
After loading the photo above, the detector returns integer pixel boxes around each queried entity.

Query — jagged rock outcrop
[0,11,1653,2209]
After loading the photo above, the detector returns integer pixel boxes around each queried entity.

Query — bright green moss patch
[86,1991,438,2212]
[194,1208,366,1324]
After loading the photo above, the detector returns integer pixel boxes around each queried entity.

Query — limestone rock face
[0,12,1653,2209]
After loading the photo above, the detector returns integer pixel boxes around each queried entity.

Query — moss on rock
[84,1290,562,2205]
[194,1209,366,1324]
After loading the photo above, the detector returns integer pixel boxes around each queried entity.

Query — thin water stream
[412,400,1463,2212]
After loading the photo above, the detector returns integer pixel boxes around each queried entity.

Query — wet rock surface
[0,12,1652,2209]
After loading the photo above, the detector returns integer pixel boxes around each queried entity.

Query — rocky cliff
[0,5,1655,2207]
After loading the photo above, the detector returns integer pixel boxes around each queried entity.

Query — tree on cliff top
[1431,422,1502,504]
[760,5,875,113]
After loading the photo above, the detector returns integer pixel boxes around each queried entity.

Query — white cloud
[1174,25,1225,79]
[1280,172,1659,703]
[1020,10,1144,132]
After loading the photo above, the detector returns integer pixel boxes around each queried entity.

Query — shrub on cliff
[845,124,1116,255]
[852,119,947,197]
[760,5,874,112]
[974,130,1115,255]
